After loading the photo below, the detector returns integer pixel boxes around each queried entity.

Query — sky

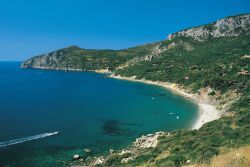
[0,0,249,61]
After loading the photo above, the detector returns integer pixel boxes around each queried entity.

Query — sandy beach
[108,74,221,130]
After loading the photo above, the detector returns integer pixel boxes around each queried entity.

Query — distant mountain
[21,43,159,71]
[22,13,250,76]
[22,13,250,166]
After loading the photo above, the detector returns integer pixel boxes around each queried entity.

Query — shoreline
[21,66,221,129]
[108,74,221,130]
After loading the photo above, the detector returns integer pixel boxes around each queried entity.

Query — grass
[184,145,250,167]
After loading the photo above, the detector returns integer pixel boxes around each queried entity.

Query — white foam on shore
[0,132,59,148]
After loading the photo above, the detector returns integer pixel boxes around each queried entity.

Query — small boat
[169,113,173,115]
[176,116,180,119]
[152,97,155,100]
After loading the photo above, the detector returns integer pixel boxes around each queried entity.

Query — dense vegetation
[98,31,250,167]
[22,13,250,166]
[116,102,250,166]
[116,34,250,94]
[22,43,159,71]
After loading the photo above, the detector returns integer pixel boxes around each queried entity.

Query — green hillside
[22,13,250,167]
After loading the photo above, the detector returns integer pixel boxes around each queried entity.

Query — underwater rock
[102,119,132,136]
[102,120,121,135]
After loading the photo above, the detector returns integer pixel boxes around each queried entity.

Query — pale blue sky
[0,0,249,61]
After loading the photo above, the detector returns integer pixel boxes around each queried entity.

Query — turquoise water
[0,62,198,167]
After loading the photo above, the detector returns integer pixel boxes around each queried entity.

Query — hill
[22,13,250,167]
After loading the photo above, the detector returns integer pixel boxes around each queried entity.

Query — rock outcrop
[134,131,166,148]
[73,154,80,160]
[21,46,83,70]
[93,156,105,165]
[172,14,250,41]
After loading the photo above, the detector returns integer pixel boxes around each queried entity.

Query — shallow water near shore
[0,62,198,167]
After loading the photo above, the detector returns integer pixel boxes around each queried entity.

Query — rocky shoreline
[68,70,239,166]
[69,131,167,167]
[20,66,240,167]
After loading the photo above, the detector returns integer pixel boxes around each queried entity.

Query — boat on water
[51,131,59,135]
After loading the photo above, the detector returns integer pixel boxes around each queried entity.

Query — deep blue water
[0,62,198,167]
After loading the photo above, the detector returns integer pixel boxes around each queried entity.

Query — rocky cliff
[171,13,250,41]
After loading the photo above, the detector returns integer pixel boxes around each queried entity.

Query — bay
[0,62,198,167]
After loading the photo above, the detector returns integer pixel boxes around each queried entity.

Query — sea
[0,62,198,167]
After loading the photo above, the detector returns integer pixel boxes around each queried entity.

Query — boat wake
[0,132,59,148]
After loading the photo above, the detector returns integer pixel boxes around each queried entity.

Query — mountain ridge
[21,13,250,167]
[21,13,250,72]
[169,13,250,41]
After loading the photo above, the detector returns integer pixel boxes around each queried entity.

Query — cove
[0,62,198,167]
